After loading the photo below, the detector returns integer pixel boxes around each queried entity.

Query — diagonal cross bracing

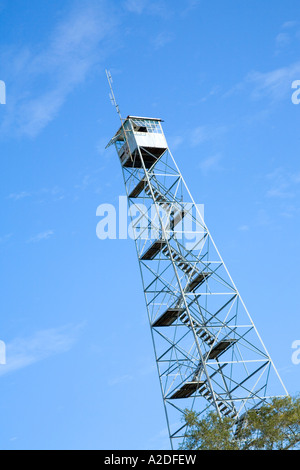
[107,115,288,449]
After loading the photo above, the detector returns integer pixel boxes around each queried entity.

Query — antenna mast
[105,70,133,162]
[106,69,123,124]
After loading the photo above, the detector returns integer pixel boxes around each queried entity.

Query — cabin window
[132,119,162,134]
[133,122,148,133]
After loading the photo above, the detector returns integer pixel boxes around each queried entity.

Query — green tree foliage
[180,395,300,450]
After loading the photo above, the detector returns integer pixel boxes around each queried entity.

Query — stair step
[185,266,193,274]
[179,315,217,347]
[208,339,236,360]
[170,381,205,399]
[152,308,185,327]
[172,209,186,227]
[141,240,167,260]
[161,245,198,277]
[199,386,236,417]
[186,272,210,292]
[219,404,227,412]
[129,179,148,198]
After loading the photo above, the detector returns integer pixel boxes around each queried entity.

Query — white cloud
[124,0,147,14]
[108,374,133,386]
[275,32,291,48]
[225,61,300,104]
[168,135,184,150]
[151,32,173,50]
[198,153,223,173]
[199,85,221,103]
[124,0,167,16]
[274,21,300,55]
[27,230,54,243]
[282,21,299,29]
[0,1,116,138]
[247,62,300,102]
[190,126,207,145]
[124,0,200,17]
[266,167,300,199]
[7,186,65,204]
[0,233,13,244]
[190,125,227,147]
[7,191,31,201]
[182,0,202,14]
[238,225,250,232]
[0,324,82,377]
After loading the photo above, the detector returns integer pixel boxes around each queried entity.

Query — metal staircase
[105,102,288,449]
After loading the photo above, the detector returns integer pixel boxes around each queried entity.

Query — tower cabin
[106,116,168,169]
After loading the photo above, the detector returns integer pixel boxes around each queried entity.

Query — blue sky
[0,0,299,450]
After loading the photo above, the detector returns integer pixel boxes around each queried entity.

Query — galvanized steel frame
[109,116,288,449]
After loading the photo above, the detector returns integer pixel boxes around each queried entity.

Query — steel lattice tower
[105,72,288,449]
